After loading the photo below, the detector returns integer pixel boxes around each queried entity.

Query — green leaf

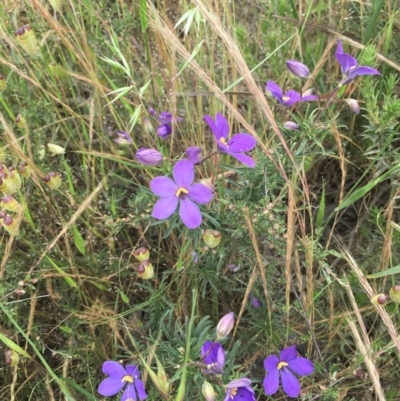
[366,265,400,278]
[0,332,31,359]
[71,225,86,255]
[45,256,77,288]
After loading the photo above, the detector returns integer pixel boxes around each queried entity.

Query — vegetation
[0,0,399,400]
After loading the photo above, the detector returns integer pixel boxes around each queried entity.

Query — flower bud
[47,143,66,155]
[136,148,164,166]
[286,60,311,79]
[2,214,19,235]
[186,146,202,165]
[143,117,154,134]
[346,98,360,115]
[15,114,27,130]
[14,289,26,296]
[0,172,16,195]
[202,381,215,401]
[216,312,235,339]
[156,358,170,393]
[113,131,132,145]
[15,25,40,57]
[250,294,260,308]
[228,264,239,272]
[156,124,172,138]
[0,196,21,212]
[203,229,221,248]
[5,350,20,367]
[8,166,21,190]
[18,161,32,178]
[370,293,389,306]
[0,74,6,91]
[389,285,400,303]
[133,247,150,261]
[43,172,61,190]
[283,121,299,131]
[137,260,154,279]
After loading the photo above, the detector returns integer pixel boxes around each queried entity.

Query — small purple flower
[335,40,380,85]
[98,361,148,401]
[114,131,132,145]
[250,294,260,308]
[186,146,202,165]
[200,340,225,374]
[149,108,183,138]
[283,121,299,131]
[136,148,164,166]
[266,81,317,106]
[224,378,255,401]
[203,113,256,168]
[286,60,311,79]
[263,345,314,398]
[228,263,239,272]
[150,159,213,229]
[191,250,199,264]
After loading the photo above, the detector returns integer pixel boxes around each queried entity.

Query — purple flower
[149,108,183,138]
[286,60,311,79]
[228,263,239,272]
[150,159,213,229]
[250,294,260,308]
[203,113,256,168]
[186,146,202,165]
[224,378,255,401]
[263,345,314,398]
[283,121,299,131]
[136,148,164,166]
[114,131,132,145]
[200,340,225,374]
[266,81,318,106]
[98,361,148,401]
[335,40,380,85]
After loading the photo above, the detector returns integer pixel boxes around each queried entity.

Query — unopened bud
[0,74,6,91]
[203,229,221,248]
[371,293,389,306]
[156,358,170,393]
[8,167,21,190]
[114,131,132,145]
[2,214,19,235]
[133,247,150,261]
[143,117,154,134]
[5,350,20,367]
[15,114,27,129]
[136,148,164,166]
[18,161,32,178]
[0,172,16,195]
[0,196,21,212]
[286,60,311,79]
[303,88,315,97]
[216,312,234,339]
[283,121,299,131]
[389,285,400,303]
[47,143,65,155]
[15,25,40,57]
[202,381,215,401]
[137,260,154,279]
[346,98,360,115]
[43,172,61,189]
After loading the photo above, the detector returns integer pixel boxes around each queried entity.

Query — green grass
[0,0,399,400]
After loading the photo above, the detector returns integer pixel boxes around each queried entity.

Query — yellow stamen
[282,96,289,102]
[229,388,237,399]
[277,361,289,369]
[122,375,133,383]
[176,187,189,197]
[220,137,228,146]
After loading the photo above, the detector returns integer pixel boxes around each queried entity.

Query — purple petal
[114,131,132,145]
[266,81,283,103]
[148,107,157,116]
[179,197,202,229]
[226,378,252,389]
[98,377,125,396]
[186,146,202,165]
[283,90,301,106]
[173,160,194,188]
[121,383,136,401]
[150,177,177,197]
[216,344,226,370]
[134,379,148,400]
[157,124,172,138]
[227,134,256,152]
[280,368,301,398]
[152,197,178,220]
[214,113,230,139]
[343,66,381,84]
[286,60,310,79]
[263,369,279,396]
[336,39,344,56]
[229,152,256,168]
[125,365,140,378]
[188,183,213,204]
[301,94,318,102]
[236,386,255,400]
[263,355,279,372]
[158,111,173,124]
[280,345,298,362]
[288,358,314,376]
[102,361,126,378]
[336,53,358,75]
